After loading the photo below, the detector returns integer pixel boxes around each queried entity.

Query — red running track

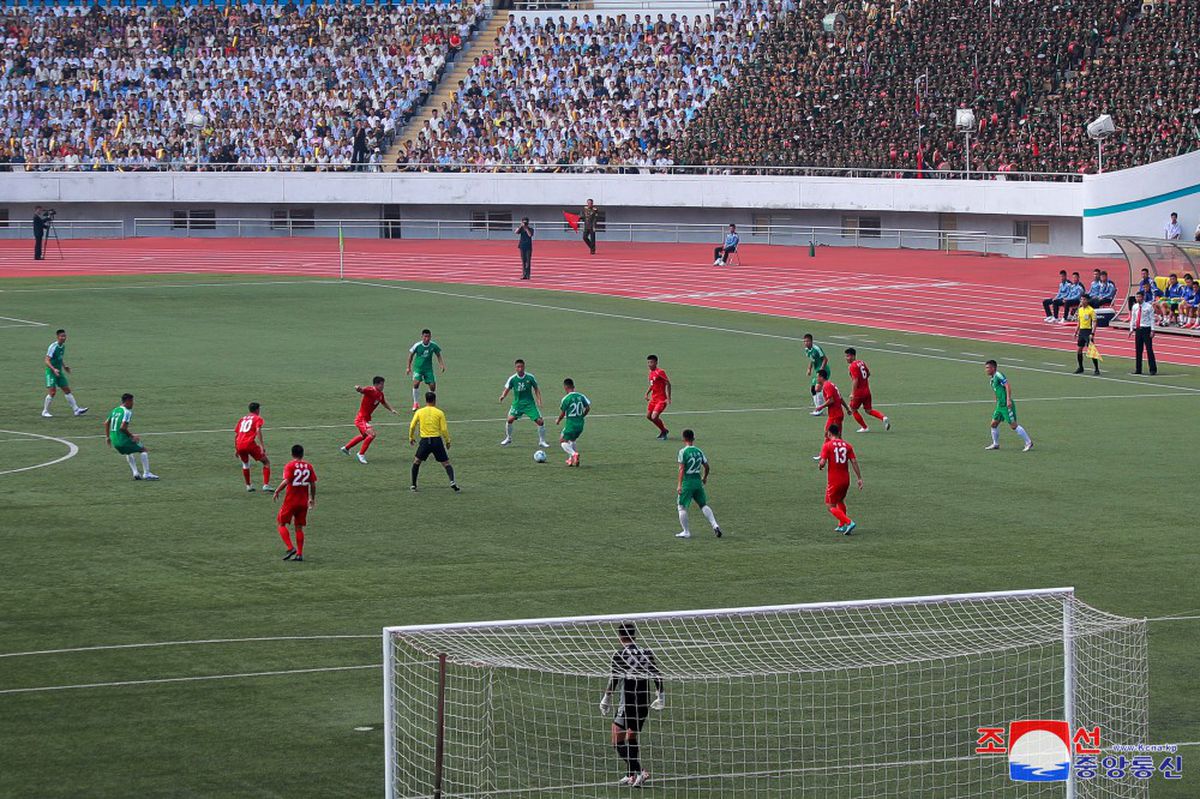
[3,237,1198,366]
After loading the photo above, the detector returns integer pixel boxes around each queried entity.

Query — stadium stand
[0,0,487,171]
[678,0,1200,175]
[395,2,782,169]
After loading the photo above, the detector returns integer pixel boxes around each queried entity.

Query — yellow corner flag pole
[338,223,345,280]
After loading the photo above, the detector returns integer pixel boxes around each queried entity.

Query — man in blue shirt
[1091,270,1117,307]
[1042,270,1071,322]
[1059,272,1085,321]
[1135,268,1161,307]
[713,224,740,266]
[1180,274,1199,329]
[1156,272,1185,325]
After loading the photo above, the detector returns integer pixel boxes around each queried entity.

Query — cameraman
[33,206,53,260]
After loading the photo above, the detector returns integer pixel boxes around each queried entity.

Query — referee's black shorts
[1077,329,1093,348]
[415,436,449,463]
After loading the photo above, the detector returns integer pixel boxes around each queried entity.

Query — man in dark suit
[581,198,599,255]
[33,206,50,260]
[516,218,534,279]
[352,121,368,171]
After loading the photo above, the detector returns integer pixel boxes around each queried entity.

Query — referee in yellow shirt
[1074,294,1100,375]
[408,391,459,492]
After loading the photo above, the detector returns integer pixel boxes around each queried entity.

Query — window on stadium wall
[842,216,882,239]
[271,208,315,231]
[471,211,511,233]
[172,209,215,231]
[1013,221,1050,245]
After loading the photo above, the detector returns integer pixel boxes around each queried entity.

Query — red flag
[562,211,581,232]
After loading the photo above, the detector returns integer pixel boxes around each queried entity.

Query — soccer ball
[533,450,547,463]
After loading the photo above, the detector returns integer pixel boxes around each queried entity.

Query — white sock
[812,393,822,409]
[990,427,1000,446]
[677,507,690,534]
[43,394,53,413]
[1015,426,1031,445]
[537,425,547,445]
[561,441,575,456]
[412,387,420,404]
[140,452,151,472]
[505,422,513,438]
[701,505,719,530]
[126,454,139,476]
[66,393,80,411]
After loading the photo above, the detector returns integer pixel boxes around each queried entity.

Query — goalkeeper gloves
[599,694,611,715]
[651,692,665,711]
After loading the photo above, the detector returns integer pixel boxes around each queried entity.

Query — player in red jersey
[339,376,398,464]
[818,424,863,535]
[814,370,850,431]
[234,401,271,492]
[844,348,890,433]
[644,354,672,440]
[273,444,316,561]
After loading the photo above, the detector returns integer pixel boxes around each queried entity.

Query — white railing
[0,218,126,240]
[6,160,1085,182]
[129,216,1029,257]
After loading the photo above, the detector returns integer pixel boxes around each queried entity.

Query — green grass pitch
[0,274,1197,798]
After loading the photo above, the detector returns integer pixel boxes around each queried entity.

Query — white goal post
[383,588,1147,799]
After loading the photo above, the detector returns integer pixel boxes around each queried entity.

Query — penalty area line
[0,634,378,660]
[0,663,381,696]
[37,392,1198,444]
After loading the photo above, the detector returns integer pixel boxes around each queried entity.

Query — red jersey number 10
[238,417,255,434]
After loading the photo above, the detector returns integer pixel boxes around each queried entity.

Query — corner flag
[562,211,581,232]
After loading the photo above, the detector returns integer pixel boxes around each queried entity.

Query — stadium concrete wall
[1082,149,1200,253]
[4,150,1198,256]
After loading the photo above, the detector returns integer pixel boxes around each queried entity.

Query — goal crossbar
[382,586,1079,636]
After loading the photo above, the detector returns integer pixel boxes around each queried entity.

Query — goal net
[384,588,1147,799]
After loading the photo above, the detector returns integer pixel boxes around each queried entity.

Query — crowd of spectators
[397,2,784,170]
[678,0,1200,176]
[0,0,485,171]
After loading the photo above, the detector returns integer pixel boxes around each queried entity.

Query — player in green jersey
[105,393,158,480]
[41,328,87,418]
[406,329,446,410]
[499,358,547,447]
[675,429,723,539]
[555,378,591,467]
[803,333,829,415]
[984,360,1033,452]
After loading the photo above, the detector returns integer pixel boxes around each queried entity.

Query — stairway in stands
[386,11,507,170]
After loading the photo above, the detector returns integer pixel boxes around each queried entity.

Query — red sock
[294,528,304,556]
[242,467,251,486]
[837,502,848,515]
[851,411,867,428]
[345,434,365,449]
[262,466,271,485]
[359,434,375,454]
[868,409,886,421]
[277,525,294,549]
[650,417,667,433]
[828,506,851,525]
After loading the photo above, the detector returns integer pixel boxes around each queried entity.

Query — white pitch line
[0,429,80,476]
[345,280,1200,394]
[0,634,377,660]
[0,663,381,696]
[0,314,48,326]
[0,278,341,294]
[29,393,1196,445]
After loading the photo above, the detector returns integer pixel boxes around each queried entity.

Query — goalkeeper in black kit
[600,622,664,788]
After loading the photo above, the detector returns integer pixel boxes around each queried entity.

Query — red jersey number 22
[291,467,312,486]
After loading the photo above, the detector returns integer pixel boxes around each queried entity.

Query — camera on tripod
[42,207,57,220]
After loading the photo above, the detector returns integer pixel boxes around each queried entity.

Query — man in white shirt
[1164,212,1182,240]
[1127,290,1158,375]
